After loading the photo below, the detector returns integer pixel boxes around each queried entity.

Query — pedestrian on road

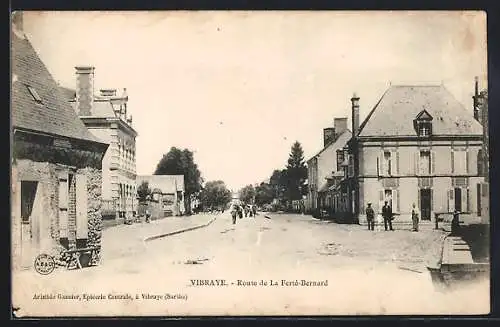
[231,205,237,225]
[411,203,420,232]
[145,209,151,223]
[365,202,375,231]
[382,201,394,231]
[252,205,257,217]
[237,205,243,219]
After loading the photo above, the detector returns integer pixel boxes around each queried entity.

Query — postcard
[11,10,489,317]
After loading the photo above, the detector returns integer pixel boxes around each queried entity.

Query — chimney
[12,11,23,32]
[473,76,480,121]
[351,93,360,137]
[323,127,336,147]
[334,117,348,136]
[75,66,95,116]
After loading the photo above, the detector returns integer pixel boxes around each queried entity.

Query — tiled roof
[137,175,185,194]
[358,85,483,137]
[307,129,352,162]
[11,30,103,144]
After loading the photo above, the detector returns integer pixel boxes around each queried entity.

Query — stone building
[60,70,138,221]
[306,118,351,217]
[336,83,484,224]
[11,12,108,270]
[136,175,185,218]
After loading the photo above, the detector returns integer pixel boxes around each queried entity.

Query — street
[13,214,489,316]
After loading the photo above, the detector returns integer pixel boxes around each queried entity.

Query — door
[20,181,38,268]
[454,188,462,212]
[420,189,432,220]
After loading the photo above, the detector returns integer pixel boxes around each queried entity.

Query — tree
[285,141,308,202]
[239,184,256,204]
[137,181,151,203]
[200,180,232,210]
[255,182,274,206]
[154,147,203,214]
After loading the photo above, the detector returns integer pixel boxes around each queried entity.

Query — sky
[21,11,487,191]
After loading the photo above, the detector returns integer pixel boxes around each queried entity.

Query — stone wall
[78,167,103,248]
[12,159,104,270]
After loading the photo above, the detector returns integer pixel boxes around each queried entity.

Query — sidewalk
[101,213,218,262]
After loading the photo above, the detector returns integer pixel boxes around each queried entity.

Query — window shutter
[75,174,88,240]
[414,152,419,175]
[448,189,455,213]
[379,190,384,213]
[430,189,433,213]
[380,151,385,176]
[466,188,470,213]
[451,150,455,174]
[396,151,400,175]
[466,150,470,174]
[462,188,468,213]
[58,172,69,239]
[418,190,421,212]
[431,151,436,175]
[394,189,400,212]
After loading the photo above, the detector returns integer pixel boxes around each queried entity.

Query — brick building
[11,12,108,270]
[335,83,484,224]
[60,70,138,221]
[306,118,351,217]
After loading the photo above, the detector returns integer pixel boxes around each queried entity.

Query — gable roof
[358,85,483,138]
[11,30,103,144]
[137,175,185,194]
[307,129,352,163]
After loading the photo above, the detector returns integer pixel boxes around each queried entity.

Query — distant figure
[451,209,461,235]
[231,205,237,225]
[411,203,420,232]
[237,205,243,219]
[244,205,249,217]
[145,209,151,223]
[365,202,375,231]
[382,201,394,231]
[252,205,257,217]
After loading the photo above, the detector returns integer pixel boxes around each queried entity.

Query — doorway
[20,181,38,268]
[420,189,432,220]
[454,187,462,212]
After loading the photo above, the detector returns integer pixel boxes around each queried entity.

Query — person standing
[231,204,238,225]
[382,200,394,231]
[411,203,420,232]
[365,202,375,231]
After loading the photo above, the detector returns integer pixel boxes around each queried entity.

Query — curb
[143,216,218,242]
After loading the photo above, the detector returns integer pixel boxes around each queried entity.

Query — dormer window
[414,109,433,137]
[26,85,43,104]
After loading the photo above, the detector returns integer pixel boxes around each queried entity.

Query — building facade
[11,12,108,270]
[306,117,351,216]
[336,84,484,225]
[61,70,138,220]
[136,175,185,218]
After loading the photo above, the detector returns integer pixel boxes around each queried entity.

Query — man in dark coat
[382,200,394,231]
[365,202,375,231]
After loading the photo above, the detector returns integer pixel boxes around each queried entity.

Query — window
[336,150,344,171]
[417,122,432,137]
[419,151,431,175]
[26,85,43,104]
[477,149,484,176]
[414,110,433,137]
[383,151,392,176]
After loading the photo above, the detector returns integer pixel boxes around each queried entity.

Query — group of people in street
[365,201,421,232]
[230,203,257,225]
